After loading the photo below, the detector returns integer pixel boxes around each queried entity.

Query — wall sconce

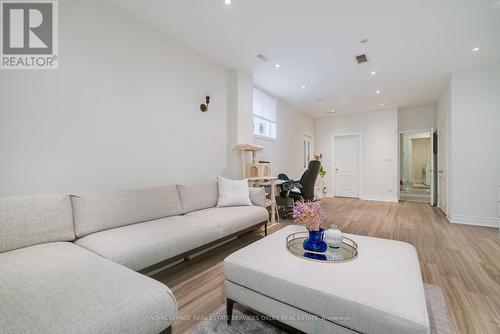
[200,96,210,112]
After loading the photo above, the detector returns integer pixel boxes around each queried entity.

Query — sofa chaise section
[0,242,176,334]
[0,193,176,334]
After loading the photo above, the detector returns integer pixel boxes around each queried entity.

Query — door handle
[438,170,444,174]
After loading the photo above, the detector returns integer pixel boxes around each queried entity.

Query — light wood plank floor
[152,198,500,334]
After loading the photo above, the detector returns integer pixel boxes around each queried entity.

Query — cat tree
[233,143,272,179]
[234,144,278,224]
[234,144,266,179]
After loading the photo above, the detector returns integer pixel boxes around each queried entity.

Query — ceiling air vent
[355,54,368,64]
[257,54,270,62]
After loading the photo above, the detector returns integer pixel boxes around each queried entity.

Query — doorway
[399,131,432,203]
[333,134,360,198]
[303,135,313,169]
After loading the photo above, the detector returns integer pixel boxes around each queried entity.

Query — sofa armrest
[249,187,266,207]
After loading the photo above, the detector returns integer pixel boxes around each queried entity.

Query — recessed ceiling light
[225,0,231,5]
[370,71,376,76]
[275,64,281,68]
[376,90,381,94]
[301,85,307,89]
[380,103,384,107]
[472,47,480,53]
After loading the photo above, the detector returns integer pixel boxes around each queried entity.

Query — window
[253,88,277,139]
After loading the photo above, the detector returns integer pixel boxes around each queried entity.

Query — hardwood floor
[151,198,500,334]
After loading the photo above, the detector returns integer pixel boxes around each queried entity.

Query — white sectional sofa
[0,183,268,334]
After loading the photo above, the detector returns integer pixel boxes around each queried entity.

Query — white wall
[254,100,314,179]
[448,63,500,228]
[398,105,435,132]
[315,109,398,202]
[225,69,254,178]
[0,0,229,196]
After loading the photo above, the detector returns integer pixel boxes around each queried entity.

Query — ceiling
[107,0,500,117]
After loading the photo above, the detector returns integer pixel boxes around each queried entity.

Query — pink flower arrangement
[293,201,322,231]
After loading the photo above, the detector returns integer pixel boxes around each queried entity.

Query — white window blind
[253,88,277,139]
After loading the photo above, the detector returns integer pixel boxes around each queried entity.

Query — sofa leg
[227,298,234,326]
[264,222,268,236]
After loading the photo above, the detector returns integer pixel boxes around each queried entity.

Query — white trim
[399,129,432,134]
[253,114,275,123]
[450,215,500,228]
[436,119,449,215]
[303,134,314,169]
[332,133,362,199]
[359,195,399,203]
[253,134,277,142]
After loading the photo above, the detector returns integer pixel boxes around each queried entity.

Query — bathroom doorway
[399,131,432,203]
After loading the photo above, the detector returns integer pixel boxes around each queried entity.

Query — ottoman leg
[226,298,234,326]
[160,326,171,334]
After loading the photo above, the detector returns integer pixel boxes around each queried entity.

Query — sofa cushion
[216,176,253,207]
[0,242,176,334]
[71,185,182,238]
[177,182,218,214]
[0,193,74,253]
[75,215,220,271]
[187,206,268,237]
[248,187,266,207]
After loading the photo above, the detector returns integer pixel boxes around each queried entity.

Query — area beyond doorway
[399,131,432,203]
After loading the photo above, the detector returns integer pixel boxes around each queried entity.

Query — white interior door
[334,135,359,198]
[437,124,447,213]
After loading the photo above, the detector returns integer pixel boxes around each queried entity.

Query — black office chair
[279,160,321,202]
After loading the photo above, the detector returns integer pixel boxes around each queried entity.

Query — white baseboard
[450,215,500,228]
[324,194,400,203]
[359,195,398,203]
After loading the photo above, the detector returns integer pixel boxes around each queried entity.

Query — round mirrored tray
[286,231,358,263]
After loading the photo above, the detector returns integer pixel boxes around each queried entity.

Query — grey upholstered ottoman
[223,225,430,334]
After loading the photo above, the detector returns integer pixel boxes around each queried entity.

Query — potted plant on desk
[314,154,327,197]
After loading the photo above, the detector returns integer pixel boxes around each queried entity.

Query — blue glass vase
[304,252,328,261]
[303,228,328,253]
